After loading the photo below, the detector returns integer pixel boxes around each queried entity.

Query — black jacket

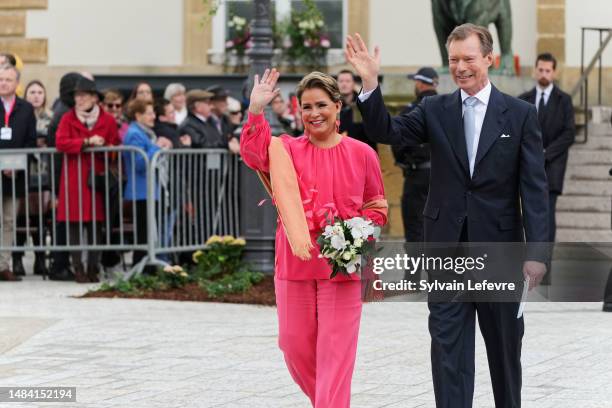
[0,97,37,197]
[518,85,575,194]
[178,113,228,149]
[340,91,377,152]
[358,85,548,256]
[153,120,180,148]
[393,90,437,169]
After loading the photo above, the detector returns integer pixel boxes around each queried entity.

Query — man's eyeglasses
[229,111,242,115]
[106,103,122,109]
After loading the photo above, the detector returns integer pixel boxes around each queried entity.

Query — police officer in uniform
[393,67,438,243]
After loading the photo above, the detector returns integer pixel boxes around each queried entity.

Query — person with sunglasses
[102,89,129,140]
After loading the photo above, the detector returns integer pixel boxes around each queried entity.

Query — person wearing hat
[44,72,84,281]
[0,63,37,281]
[178,89,227,149]
[393,67,438,283]
[205,85,240,154]
[55,76,120,283]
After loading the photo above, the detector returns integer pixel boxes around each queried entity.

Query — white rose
[350,227,364,239]
[343,252,352,261]
[354,238,363,248]
[331,234,347,250]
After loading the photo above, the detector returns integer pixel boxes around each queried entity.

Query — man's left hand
[523,261,547,290]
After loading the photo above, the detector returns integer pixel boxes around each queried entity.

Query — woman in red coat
[56,77,120,283]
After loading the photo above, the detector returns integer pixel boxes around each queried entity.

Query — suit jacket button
[457,217,464,223]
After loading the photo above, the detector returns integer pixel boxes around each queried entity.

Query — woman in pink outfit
[240,69,387,408]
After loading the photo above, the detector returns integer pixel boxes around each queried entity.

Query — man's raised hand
[248,68,281,115]
[345,33,381,93]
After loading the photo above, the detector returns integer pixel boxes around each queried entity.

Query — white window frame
[210,0,348,59]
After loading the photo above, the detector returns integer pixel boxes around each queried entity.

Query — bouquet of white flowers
[317,216,381,278]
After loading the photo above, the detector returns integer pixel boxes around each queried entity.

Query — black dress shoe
[33,256,49,276]
[12,258,26,277]
[48,267,75,281]
[603,302,612,312]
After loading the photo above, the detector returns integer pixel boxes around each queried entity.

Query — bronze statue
[432,0,515,75]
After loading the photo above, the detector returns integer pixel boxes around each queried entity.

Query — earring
[335,119,340,134]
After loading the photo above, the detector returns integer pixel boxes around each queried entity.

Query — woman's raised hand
[345,33,381,93]
[248,68,281,115]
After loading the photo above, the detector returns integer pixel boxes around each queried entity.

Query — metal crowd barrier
[0,146,241,277]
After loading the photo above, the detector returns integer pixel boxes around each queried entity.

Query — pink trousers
[275,278,363,408]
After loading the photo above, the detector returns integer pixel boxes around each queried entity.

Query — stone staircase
[556,114,612,242]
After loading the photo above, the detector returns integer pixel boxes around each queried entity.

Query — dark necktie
[208,116,217,131]
[537,94,546,124]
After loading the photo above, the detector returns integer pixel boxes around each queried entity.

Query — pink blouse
[240,112,387,281]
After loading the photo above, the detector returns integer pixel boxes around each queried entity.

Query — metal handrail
[571,27,612,144]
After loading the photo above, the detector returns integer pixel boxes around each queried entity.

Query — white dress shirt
[358,81,492,176]
[1,96,15,114]
[175,107,188,125]
[535,82,553,111]
[461,81,491,176]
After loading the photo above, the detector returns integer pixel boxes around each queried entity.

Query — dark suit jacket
[358,85,549,259]
[0,97,37,197]
[340,91,377,152]
[518,86,575,194]
[178,113,228,149]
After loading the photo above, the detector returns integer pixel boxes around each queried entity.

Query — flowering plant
[225,14,252,58]
[162,264,190,288]
[317,216,381,279]
[281,0,330,70]
[193,235,262,298]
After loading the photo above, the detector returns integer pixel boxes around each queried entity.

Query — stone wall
[0,0,47,63]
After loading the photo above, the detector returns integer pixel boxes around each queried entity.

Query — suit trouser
[428,301,524,408]
[429,223,524,408]
[275,278,362,408]
[0,196,14,271]
[548,192,558,243]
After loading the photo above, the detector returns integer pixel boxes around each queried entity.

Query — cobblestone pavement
[0,277,611,407]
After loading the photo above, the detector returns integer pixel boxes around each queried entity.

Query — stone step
[567,149,612,165]
[563,180,612,196]
[556,211,610,230]
[572,136,612,150]
[556,195,611,213]
[577,122,612,138]
[566,165,612,181]
[556,228,612,242]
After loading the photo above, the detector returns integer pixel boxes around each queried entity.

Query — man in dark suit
[395,67,439,243]
[519,53,575,243]
[347,24,548,408]
[337,69,377,151]
[0,63,37,281]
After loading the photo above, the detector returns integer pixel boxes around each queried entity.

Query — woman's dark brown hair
[129,81,153,101]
